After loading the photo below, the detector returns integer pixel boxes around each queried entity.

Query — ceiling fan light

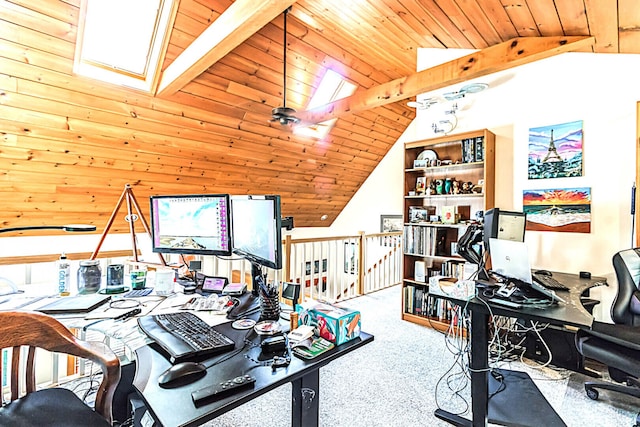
[460,82,489,94]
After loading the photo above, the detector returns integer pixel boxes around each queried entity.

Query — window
[295,69,357,139]
[74,0,176,92]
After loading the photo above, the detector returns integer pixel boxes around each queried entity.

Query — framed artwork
[305,259,328,275]
[522,187,591,233]
[380,214,402,246]
[344,242,357,274]
[380,215,403,233]
[528,120,583,179]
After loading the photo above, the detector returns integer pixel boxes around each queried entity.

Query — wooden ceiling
[1,0,638,234]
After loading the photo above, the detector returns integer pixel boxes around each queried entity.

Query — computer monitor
[483,208,527,253]
[230,195,282,270]
[149,194,232,256]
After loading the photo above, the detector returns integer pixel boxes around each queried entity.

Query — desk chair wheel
[585,385,599,400]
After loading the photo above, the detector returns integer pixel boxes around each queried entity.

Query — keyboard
[532,273,569,291]
[138,312,235,363]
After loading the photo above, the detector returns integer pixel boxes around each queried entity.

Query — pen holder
[259,291,281,321]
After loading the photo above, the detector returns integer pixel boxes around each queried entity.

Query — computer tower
[523,323,585,372]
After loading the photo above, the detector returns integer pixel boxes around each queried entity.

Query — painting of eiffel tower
[542,130,563,163]
[528,120,583,179]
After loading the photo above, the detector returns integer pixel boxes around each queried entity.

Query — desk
[431,271,605,427]
[133,317,373,427]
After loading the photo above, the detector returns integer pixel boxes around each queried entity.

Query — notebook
[489,238,565,303]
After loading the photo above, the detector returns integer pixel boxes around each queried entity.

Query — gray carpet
[208,285,639,427]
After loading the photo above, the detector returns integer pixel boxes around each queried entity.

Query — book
[292,337,335,359]
[475,136,484,161]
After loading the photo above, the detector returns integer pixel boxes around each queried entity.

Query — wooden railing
[281,231,402,303]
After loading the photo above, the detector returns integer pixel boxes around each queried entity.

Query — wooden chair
[0,311,121,426]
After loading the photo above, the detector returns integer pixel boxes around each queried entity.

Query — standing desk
[133,318,373,427]
[431,271,606,427]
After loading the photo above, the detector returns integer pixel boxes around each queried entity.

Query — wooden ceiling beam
[297,36,594,124]
[156,0,297,97]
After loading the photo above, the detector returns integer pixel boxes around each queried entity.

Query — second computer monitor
[231,195,282,270]
[483,208,526,252]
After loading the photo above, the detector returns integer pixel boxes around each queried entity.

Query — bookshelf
[402,129,495,332]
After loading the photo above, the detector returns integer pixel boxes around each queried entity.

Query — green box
[297,301,361,346]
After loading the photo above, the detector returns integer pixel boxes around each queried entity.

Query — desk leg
[291,369,319,427]
[470,310,489,427]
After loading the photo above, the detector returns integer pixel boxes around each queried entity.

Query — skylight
[74,0,176,92]
[295,69,357,139]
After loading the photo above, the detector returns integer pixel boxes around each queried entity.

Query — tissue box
[297,301,361,345]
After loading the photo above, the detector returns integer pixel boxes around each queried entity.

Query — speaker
[414,261,426,282]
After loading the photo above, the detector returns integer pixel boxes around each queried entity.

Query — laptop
[489,238,565,304]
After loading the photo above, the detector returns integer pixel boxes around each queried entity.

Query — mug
[130,270,147,290]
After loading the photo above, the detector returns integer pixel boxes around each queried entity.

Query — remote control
[191,375,256,406]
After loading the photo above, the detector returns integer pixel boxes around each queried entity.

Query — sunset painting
[528,120,583,179]
[522,187,591,233]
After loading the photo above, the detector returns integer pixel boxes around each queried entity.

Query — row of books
[403,225,447,256]
[404,285,455,321]
[440,260,466,278]
[461,136,484,163]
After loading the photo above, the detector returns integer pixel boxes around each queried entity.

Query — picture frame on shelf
[416,176,427,194]
[413,159,427,169]
[409,206,428,223]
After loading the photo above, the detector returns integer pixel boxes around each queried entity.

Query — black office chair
[576,248,640,426]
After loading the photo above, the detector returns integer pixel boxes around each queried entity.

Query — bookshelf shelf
[402,129,495,331]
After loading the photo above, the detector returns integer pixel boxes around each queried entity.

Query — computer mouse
[158,362,206,388]
[536,270,553,276]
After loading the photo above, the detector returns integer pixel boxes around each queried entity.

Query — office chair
[575,248,640,426]
[0,311,121,426]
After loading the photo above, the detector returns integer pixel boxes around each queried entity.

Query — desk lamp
[0,224,96,234]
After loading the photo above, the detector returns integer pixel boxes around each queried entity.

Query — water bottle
[57,253,70,296]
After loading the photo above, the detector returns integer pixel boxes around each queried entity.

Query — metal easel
[90,184,166,265]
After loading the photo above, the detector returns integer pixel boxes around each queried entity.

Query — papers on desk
[182,294,232,312]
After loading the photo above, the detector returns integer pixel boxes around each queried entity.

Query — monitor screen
[149,194,232,256]
[231,195,282,270]
[483,208,526,252]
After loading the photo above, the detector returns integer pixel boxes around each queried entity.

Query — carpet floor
[208,284,638,427]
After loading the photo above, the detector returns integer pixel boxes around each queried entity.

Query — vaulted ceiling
[1,0,638,234]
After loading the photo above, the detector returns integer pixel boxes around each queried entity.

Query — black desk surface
[133,318,373,427]
[441,271,607,329]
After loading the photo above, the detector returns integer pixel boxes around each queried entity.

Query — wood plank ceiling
[0,0,638,234]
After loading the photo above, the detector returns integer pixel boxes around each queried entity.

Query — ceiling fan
[271,7,300,126]
[442,82,489,101]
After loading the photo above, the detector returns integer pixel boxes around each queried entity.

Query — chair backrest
[0,311,120,423]
[611,248,640,325]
